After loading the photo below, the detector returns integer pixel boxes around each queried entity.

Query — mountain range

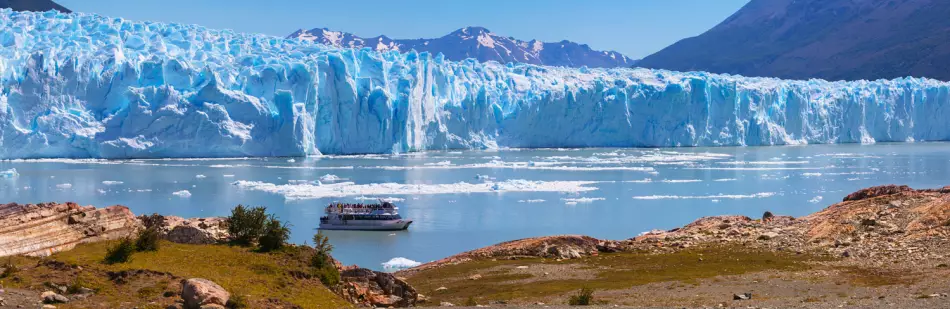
[288,26,636,68]
[0,0,69,12]
[637,0,950,81]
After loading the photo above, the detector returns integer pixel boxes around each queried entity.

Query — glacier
[2,9,950,159]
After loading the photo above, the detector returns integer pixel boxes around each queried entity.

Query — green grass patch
[4,240,349,309]
[839,267,918,287]
[405,245,827,305]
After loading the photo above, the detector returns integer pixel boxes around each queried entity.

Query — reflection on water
[2,143,949,270]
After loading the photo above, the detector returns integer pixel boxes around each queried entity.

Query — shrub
[464,296,478,306]
[226,205,268,246]
[0,258,18,278]
[67,275,92,294]
[257,216,290,252]
[226,294,249,309]
[312,231,334,260]
[313,263,340,286]
[310,231,340,286]
[568,287,594,306]
[134,227,161,252]
[104,238,136,264]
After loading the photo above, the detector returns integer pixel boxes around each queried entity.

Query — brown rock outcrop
[340,267,418,307]
[140,214,228,244]
[0,202,141,257]
[842,185,913,202]
[181,278,229,309]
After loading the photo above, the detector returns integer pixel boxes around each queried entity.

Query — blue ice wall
[1,9,949,158]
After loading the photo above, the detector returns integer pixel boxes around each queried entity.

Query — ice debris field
[2,9,950,159]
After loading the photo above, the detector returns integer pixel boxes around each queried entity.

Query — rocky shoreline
[404,185,950,273]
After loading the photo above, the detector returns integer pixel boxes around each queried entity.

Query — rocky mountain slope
[288,26,635,68]
[0,0,69,12]
[637,0,950,81]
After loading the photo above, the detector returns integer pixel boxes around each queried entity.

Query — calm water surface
[1,143,949,270]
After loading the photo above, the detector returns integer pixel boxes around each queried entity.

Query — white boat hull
[319,219,413,231]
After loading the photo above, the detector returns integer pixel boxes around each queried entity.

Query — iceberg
[2,10,950,159]
[0,168,18,178]
[381,257,421,270]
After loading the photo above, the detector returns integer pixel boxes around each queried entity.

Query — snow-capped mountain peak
[288,26,635,68]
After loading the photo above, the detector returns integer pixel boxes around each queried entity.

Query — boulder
[140,214,228,244]
[340,267,418,307]
[733,292,752,300]
[41,291,68,303]
[181,278,229,309]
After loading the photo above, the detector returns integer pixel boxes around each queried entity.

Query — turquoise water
[1,143,949,270]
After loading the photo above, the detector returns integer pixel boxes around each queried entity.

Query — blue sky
[56,0,749,59]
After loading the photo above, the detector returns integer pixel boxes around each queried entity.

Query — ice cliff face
[1,10,949,159]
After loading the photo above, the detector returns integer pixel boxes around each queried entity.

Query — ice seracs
[3,10,950,159]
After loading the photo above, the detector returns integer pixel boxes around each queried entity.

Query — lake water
[2,143,949,270]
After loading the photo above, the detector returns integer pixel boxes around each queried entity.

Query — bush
[0,258,18,278]
[464,296,478,306]
[312,263,340,286]
[312,231,334,261]
[134,227,161,252]
[226,294,249,309]
[310,231,340,286]
[104,238,136,264]
[568,287,594,306]
[257,216,290,252]
[226,205,268,246]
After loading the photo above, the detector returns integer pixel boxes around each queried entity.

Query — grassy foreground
[1,240,350,309]
[403,245,838,306]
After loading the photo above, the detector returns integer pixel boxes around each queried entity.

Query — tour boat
[318,201,412,231]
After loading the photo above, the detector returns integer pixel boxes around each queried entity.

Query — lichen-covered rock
[181,278,229,309]
[0,202,141,257]
[140,214,228,244]
[340,268,418,307]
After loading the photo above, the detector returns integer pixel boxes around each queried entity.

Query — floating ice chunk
[354,196,406,202]
[425,161,452,166]
[633,192,775,200]
[172,190,192,198]
[102,181,124,185]
[369,161,654,172]
[287,158,296,163]
[561,197,605,204]
[319,174,342,182]
[624,178,653,183]
[661,179,702,183]
[136,189,153,192]
[223,174,235,177]
[518,199,546,203]
[382,257,421,270]
[712,178,737,182]
[0,168,18,178]
[691,167,820,171]
[97,189,106,194]
[718,161,809,165]
[195,175,207,179]
[802,172,823,177]
[233,179,601,200]
[56,183,72,189]
[809,196,824,203]
[475,174,496,181]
